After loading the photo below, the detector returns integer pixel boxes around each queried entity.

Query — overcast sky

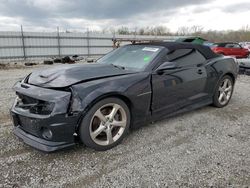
[0,0,249,32]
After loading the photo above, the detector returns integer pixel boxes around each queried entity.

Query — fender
[70,73,152,129]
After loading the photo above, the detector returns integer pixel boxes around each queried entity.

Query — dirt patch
[0,63,27,70]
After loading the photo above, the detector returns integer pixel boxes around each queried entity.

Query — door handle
[197,69,203,74]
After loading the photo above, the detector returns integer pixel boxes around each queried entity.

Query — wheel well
[92,93,132,110]
[217,52,224,55]
[96,94,133,123]
[76,93,133,132]
[224,73,235,84]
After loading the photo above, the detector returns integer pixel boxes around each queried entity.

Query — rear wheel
[79,97,130,151]
[213,75,234,108]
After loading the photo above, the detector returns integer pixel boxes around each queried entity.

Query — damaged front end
[10,81,81,152]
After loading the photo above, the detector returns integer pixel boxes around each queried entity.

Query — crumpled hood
[28,63,135,88]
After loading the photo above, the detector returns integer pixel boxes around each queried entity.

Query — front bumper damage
[11,82,80,152]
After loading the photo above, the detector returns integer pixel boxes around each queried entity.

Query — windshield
[97,45,163,71]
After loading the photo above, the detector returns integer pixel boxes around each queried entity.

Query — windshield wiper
[111,63,125,70]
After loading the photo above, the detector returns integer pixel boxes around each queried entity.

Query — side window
[225,43,238,48]
[217,43,226,47]
[166,49,206,66]
[225,44,231,48]
[232,44,241,48]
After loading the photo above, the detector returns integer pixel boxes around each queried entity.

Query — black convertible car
[11,42,238,152]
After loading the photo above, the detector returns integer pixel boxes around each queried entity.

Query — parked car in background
[211,42,250,58]
[239,42,250,52]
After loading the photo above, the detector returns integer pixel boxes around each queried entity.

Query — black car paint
[27,63,136,88]
[11,44,238,152]
[11,69,153,151]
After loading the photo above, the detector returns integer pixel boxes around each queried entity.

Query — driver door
[151,49,208,118]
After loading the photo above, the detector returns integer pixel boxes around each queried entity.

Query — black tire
[53,58,62,63]
[24,62,37,66]
[238,67,245,75]
[245,69,250,76]
[79,97,130,151]
[213,75,234,108]
[44,60,53,65]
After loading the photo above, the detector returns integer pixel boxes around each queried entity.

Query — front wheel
[213,75,234,108]
[79,97,130,151]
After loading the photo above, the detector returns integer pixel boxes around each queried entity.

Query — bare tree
[177,26,190,36]
[109,27,116,35]
[138,28,145,35]
[89,25,250,42]
[241,25,250,32]
[190,25,204,34]
[117,26,130,35]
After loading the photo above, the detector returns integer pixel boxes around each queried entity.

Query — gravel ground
[0,65,249,188]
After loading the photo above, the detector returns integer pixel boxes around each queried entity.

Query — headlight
[29,101,55,115]
[16,93,54,115]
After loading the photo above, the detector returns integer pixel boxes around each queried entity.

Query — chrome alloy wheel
[218,78,233,106]
[89,103,127,146]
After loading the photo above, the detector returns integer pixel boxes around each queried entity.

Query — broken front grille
[19,115,41,136]
[15,92,54,115]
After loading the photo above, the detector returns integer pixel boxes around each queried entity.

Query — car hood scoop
[28,63,135,88]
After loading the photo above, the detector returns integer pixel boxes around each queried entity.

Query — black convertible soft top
[136,42,220,60]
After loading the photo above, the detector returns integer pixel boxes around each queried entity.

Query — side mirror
[156,62,178,74]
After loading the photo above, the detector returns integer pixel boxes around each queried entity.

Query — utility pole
[87,28,90,57]
[134,27,137,40]
[20,25,26,60]
[57,26,61,57]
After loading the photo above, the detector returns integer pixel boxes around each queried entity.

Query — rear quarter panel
[206,56,238,94]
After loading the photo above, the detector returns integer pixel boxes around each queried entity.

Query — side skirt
[152,98,213,122]
[132,98,213,129]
